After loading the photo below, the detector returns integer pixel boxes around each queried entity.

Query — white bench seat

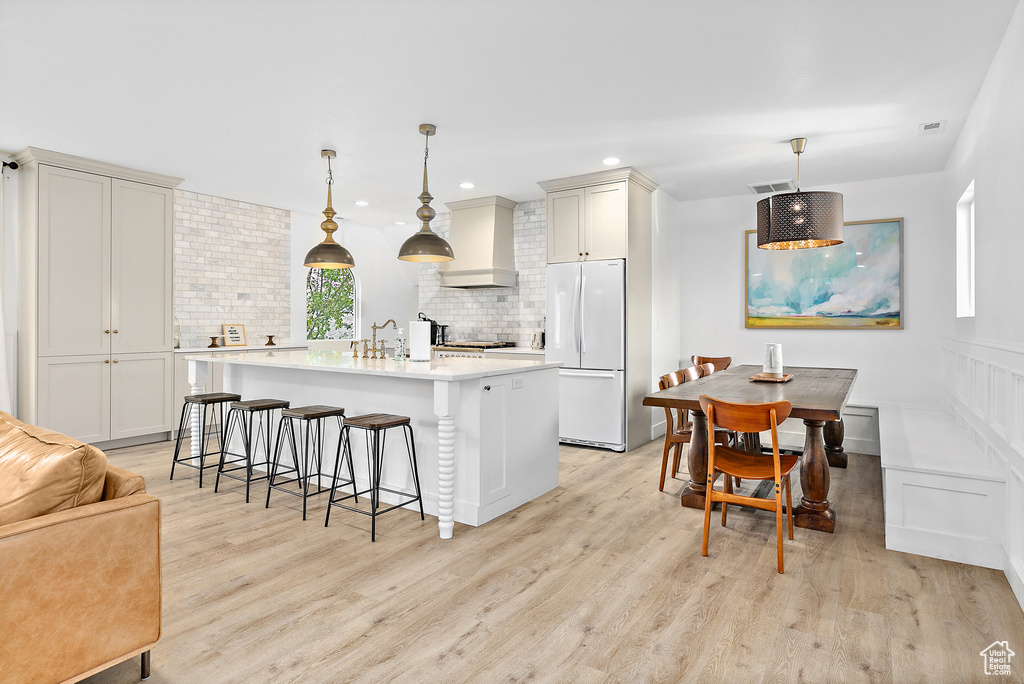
[878,403,1005,569]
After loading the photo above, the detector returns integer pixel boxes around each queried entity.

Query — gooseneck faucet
[370,319,397,359]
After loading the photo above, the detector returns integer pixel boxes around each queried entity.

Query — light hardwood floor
[83,437,1023,684]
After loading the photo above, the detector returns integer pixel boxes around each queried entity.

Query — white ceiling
[1,0,1018,231]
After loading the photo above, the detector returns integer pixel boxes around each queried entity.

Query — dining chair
[696,362,716,377]
[656,369,729,491]
[698,394,796,574]
[691,355,732,371]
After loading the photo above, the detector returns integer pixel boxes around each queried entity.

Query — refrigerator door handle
[573,273,582,353]
[580,275,587,354]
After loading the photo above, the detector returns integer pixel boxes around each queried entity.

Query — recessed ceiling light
[460,182,475,189]
[395,221,406,226]
[354,200,369,207]
[602,157,620,166]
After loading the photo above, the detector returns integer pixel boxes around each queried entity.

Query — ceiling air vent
[747,179,796,195]
[918,120,946,135]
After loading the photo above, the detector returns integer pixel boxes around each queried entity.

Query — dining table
[643,364,857,533]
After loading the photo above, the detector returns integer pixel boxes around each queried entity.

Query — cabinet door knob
[113,330,119,334]
[484,385,491,391]
[104,359,110,364]
[578,252,583,257]
[105,330,110,334]
[112,359,118,363]
[584,252,589,256]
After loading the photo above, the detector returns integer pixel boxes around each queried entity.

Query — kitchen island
[185,349,561,539]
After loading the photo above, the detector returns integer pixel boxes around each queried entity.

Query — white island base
[186,350,561,538]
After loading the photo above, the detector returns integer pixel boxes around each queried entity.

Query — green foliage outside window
[306,268,356,339]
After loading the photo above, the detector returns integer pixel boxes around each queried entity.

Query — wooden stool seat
[184,392,242,405]
[230,398,290,411]
[344,413,411,429]
[281,405,347,420]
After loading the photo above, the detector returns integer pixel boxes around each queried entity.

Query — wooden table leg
[680,408,709,510]
[793,419,836,533]
[824,417,847,468]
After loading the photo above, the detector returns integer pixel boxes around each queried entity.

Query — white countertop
[184,348,561,381]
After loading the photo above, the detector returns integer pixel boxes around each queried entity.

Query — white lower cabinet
[38,352,172,443]
[38,355,111,443]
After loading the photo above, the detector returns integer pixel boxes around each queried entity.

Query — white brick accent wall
[418,199,546,346]
[174,190,290,348]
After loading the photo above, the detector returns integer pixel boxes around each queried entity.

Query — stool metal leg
[215,407,240,494]
[170,401,193,481]
[266,416,292,509]
[404,423,425,520]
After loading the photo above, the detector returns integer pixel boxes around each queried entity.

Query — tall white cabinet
[540,167,657,452]
[14,148,181,445]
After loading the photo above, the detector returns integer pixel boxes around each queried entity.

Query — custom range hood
[439,196,519,288]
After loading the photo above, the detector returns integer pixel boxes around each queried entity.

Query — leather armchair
[0,464,161,684]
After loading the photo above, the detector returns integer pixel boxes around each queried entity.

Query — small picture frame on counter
[222,324,246,347]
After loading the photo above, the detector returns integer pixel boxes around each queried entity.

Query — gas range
[434,341,516,350]
[432,341,516,358]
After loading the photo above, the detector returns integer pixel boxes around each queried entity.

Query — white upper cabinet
[541,168,655,264]
[583,182,627,261]
[37,166,112,357]
[111,179,174,353]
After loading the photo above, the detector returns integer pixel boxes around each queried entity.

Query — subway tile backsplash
[417,199,547,347]
[174,190,291,348]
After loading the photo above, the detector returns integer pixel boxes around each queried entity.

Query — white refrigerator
[545,259,625,451]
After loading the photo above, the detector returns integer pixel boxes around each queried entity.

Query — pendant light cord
[326,155,334,187]
[796,150,801,191]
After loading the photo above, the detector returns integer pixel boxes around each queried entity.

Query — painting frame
[222,324,247,346]
[744,217,904,330]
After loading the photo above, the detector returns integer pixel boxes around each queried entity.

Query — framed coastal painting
[745,218,903,329]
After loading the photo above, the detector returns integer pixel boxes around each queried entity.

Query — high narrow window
[956,181,975,318]
[306,268,357,339]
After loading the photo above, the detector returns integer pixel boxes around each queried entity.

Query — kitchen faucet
[370,319,397,359]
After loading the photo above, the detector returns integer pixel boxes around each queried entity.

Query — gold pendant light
[304,149,355,269]
[757,138,844,250]
[398,124,455,263]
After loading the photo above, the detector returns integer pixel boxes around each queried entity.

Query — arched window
[306,268,356,339]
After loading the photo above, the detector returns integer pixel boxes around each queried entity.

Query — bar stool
[325,413,424,542]
[266,405,353,521]
[170,392,241,487]
[215,398,290,502]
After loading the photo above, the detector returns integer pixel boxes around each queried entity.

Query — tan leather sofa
[0,412,161,684]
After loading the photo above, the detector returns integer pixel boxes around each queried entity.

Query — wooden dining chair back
[697,394,797,573]
[691,355,732,371]
[696,362,715,377]
[655,369,728,492]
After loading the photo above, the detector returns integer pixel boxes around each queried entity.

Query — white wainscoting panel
[941,337,1024,610]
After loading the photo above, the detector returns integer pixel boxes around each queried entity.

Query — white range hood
[439,196,518,288]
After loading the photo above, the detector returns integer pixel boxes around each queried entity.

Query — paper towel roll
[409,321,432,362]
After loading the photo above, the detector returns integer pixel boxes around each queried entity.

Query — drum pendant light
[398,124,455,263]
[757,138,843,250]
[304,150,355,269]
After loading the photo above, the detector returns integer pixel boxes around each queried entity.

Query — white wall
[650,188,683,436]
[938,0,1024,608]
[289,211,420,344]
[676,171,951,407]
